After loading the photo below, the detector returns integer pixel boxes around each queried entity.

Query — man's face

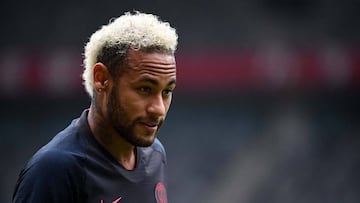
[106,49,176,147]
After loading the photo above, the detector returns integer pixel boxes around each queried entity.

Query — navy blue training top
[13,110,168,203]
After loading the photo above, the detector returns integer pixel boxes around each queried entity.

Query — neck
[87,104,137,170]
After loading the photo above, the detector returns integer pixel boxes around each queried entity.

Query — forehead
[123,50,176,82]
[126,49,176,68]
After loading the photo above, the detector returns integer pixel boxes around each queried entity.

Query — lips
[145,123,157,127]
[140,121,159,131]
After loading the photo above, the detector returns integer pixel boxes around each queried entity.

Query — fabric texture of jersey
[13,110,167,203]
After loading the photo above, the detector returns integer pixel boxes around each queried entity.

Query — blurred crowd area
[1,0,360,202]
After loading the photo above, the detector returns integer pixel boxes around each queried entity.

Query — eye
[138,87,152,94]
[163,89,173,96]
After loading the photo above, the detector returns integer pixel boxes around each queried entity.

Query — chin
[129,135,156,147]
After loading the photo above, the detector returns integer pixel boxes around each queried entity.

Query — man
[13,11,178,203]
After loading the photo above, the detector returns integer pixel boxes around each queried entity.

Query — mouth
[140,121,159,131]
[146,123,158,127]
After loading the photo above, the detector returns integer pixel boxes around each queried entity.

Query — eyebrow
[137,77,176,87]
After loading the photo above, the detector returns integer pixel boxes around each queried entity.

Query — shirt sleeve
[12,149,85,203]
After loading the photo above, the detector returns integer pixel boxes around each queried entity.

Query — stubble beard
[107,85,158,147]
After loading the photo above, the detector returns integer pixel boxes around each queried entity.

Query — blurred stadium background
[1,0,360,202]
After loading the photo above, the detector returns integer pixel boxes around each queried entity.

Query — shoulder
[13,112,90,202]
[151,138,167,162]
[13,149,85,202]
[19,148,86,187]
[138,138,167,167]
[31,147,84,172]
[17,112,89,187]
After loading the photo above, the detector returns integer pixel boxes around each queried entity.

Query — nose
[147,94,167,117]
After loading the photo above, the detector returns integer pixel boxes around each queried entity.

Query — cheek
[120,94,146,114]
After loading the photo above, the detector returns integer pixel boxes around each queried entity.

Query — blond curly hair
[82,11,178,98]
